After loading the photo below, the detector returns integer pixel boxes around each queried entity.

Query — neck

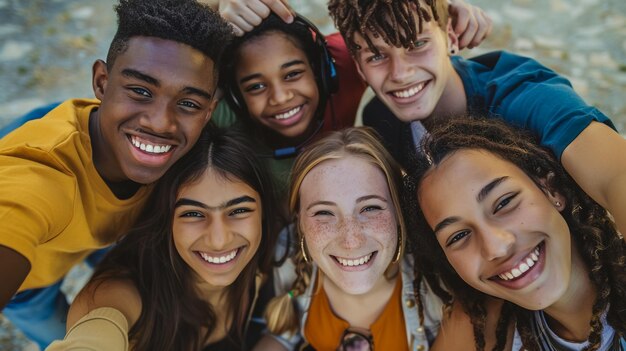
[195,280,232,345]
[322,264,399,329]
[543,245,596,342]
[424,61,466,131]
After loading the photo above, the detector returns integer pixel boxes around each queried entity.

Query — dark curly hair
[328,0,448,55]
[403,116,626,350]
[107,0,233,78]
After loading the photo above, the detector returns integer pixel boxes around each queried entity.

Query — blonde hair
[265,127,407,336]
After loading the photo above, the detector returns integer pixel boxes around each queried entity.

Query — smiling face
[418,149,572,310]
[234,31,320,140]
[353,19,463,123]
[92,36,218,185]
[298,155,398,295]
[172,168,262,289]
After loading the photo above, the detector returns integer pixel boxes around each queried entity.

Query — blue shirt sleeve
[454,52,615,160]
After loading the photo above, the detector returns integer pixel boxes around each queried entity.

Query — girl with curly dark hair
[405,117,626,351]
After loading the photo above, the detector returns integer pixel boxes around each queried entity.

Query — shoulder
[68,278,143,331]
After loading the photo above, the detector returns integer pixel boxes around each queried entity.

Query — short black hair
[107,0,233,71]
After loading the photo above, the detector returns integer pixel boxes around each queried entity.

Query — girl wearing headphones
[215,12,365,202]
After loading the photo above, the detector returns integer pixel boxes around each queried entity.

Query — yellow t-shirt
[304,276,409,351]
[0,99,150,291]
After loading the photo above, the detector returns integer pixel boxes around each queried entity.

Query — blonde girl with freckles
[261,127,443,351]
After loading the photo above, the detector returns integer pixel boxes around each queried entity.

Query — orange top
[304,276,408,351]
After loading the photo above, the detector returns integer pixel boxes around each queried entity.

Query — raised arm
[201,0,293,36]
[448,0,492,49]
[206,0,492,49]
[562,122,626,237]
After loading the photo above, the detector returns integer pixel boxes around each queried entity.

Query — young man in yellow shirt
[0,0,232,348]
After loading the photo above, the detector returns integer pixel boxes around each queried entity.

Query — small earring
[555,201,561,207]
[391,231,402,264]
[449,48,456,55]
[300,236,309,263]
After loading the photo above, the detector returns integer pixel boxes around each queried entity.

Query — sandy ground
[0,0,624,349]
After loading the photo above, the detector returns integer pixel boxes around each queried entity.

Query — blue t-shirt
[363,51,614,165]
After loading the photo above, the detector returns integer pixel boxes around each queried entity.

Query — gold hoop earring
[392,231,402,264]
[300,236,310,263]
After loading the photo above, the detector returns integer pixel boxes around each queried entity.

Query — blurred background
[0,0,624,349]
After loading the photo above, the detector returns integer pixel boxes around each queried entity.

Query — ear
[445,18,460,56]
[92,60,108,101]
[352,56,368,83]
[537,172,566,211]
[204,95,220,124]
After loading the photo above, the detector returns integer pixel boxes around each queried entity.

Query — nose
[389,52,414,83]
[204,218,233,251]
[479,225,515,261]
[268,84,294,106]
[339,218,366,249]
[141,101,178,136]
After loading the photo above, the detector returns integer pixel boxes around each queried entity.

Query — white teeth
[199,249,238,264]
[337,253,373,267]
[497,244,541,281]
[274,106,301,120]
[130,136,173,154]
[391,82,425,98]
[519,263,529,273]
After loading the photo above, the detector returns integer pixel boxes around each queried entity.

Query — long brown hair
[404,116,626,350]
[89,126,280,350]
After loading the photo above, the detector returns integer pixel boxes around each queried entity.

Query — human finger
[261,0,294,23]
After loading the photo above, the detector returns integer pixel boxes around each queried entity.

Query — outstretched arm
[0,246,30,309]
[561,122,626,238]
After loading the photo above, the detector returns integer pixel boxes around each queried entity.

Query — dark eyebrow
[477,177,509,203]
[433,216,461,235]
[432,177,509,234]
[182,87,212,100]
[122,68,212,100]
[122,69,159,86]
[239,59,306,85]
[175,195,256,211]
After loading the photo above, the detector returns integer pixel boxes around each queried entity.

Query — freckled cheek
[362,214,398,245]
[301,220,339,254]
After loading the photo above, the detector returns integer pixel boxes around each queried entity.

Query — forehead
[236,31,308,68]
[113,36,217,86]
[300,156,391,202]
[352,5,443,53]
[419,150,528,201]
[178,168,259,204]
